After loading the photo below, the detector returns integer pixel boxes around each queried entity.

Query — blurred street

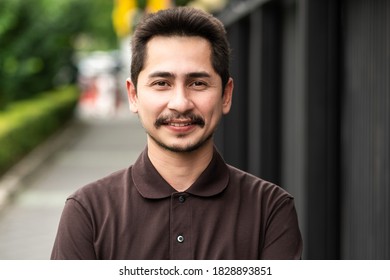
[0,108,145,259]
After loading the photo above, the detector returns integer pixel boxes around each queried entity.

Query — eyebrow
[148,71,175,79]
[148,71,211,79]
[186,71,211,79]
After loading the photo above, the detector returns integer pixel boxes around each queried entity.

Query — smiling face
[127,35,233,153]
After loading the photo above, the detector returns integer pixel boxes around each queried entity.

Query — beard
[148,131,213,153]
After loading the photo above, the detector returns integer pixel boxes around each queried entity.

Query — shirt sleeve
[260,197,303,259]
[51,198,97,260]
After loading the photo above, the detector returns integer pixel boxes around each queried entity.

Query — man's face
[127,35,233,153]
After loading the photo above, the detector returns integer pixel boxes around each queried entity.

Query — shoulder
[226,164,299,232]
[226,164,293,203]
[67,167,133,210]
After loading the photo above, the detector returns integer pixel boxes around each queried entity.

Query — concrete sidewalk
[0,112,145,259]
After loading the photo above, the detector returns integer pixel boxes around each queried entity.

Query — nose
[167,86,194,113]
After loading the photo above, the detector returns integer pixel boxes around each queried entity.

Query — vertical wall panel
[341,0,390,259]
[247,9,263,177]
[280,0,307,245]
[305,0,341,260]
[248,3,281,183]
[218,18,250,170]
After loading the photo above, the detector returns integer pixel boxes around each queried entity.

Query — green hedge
[0,86,79,174]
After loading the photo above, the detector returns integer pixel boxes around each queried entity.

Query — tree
[0,0,117,109]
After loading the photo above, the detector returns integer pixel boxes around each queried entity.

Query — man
[51,7,302,260]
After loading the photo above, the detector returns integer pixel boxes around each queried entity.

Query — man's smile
[168,122,193,127]
[155,114,205,129]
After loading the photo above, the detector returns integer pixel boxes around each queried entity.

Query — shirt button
[178,195,186,203]
[177,235,184,243]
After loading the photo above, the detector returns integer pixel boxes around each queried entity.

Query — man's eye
[151,81,170,87]
[190,81,208,89]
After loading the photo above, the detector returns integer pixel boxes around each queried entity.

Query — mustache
[154,113,205,128]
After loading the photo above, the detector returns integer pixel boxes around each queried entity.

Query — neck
[147,139,214,192]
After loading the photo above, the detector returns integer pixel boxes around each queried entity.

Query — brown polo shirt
[51,147,302,259]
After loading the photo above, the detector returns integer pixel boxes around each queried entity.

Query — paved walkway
[0,111,145,259]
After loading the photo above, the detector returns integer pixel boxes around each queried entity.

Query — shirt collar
[132,146,230,199]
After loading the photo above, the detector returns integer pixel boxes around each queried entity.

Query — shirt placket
[170,193,192,259]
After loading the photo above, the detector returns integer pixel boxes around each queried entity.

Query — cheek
[137,97,166,118]
[203,103,224,123]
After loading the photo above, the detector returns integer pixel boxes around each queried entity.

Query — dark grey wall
[340,0,390,259]
[216,0,390,259]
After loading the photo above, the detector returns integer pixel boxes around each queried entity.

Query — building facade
[216,0,390,259]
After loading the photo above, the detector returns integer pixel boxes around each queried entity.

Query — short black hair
[131,7,231,91]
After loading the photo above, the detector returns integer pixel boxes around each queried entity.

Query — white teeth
[169,123,191,127]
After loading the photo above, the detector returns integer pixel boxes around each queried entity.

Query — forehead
[142,36,214,72]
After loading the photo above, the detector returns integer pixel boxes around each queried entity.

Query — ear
[222,77,233,115]
[126,78,138,113]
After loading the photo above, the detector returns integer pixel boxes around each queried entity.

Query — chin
[150,134,213,153]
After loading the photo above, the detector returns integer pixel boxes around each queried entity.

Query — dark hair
[131,7,231,90]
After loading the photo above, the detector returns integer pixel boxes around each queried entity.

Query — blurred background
[0,0,389,260]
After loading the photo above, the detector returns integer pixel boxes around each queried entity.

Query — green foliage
[175,0,193,7]
[0,0,117,109]
[0,86,79,175]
